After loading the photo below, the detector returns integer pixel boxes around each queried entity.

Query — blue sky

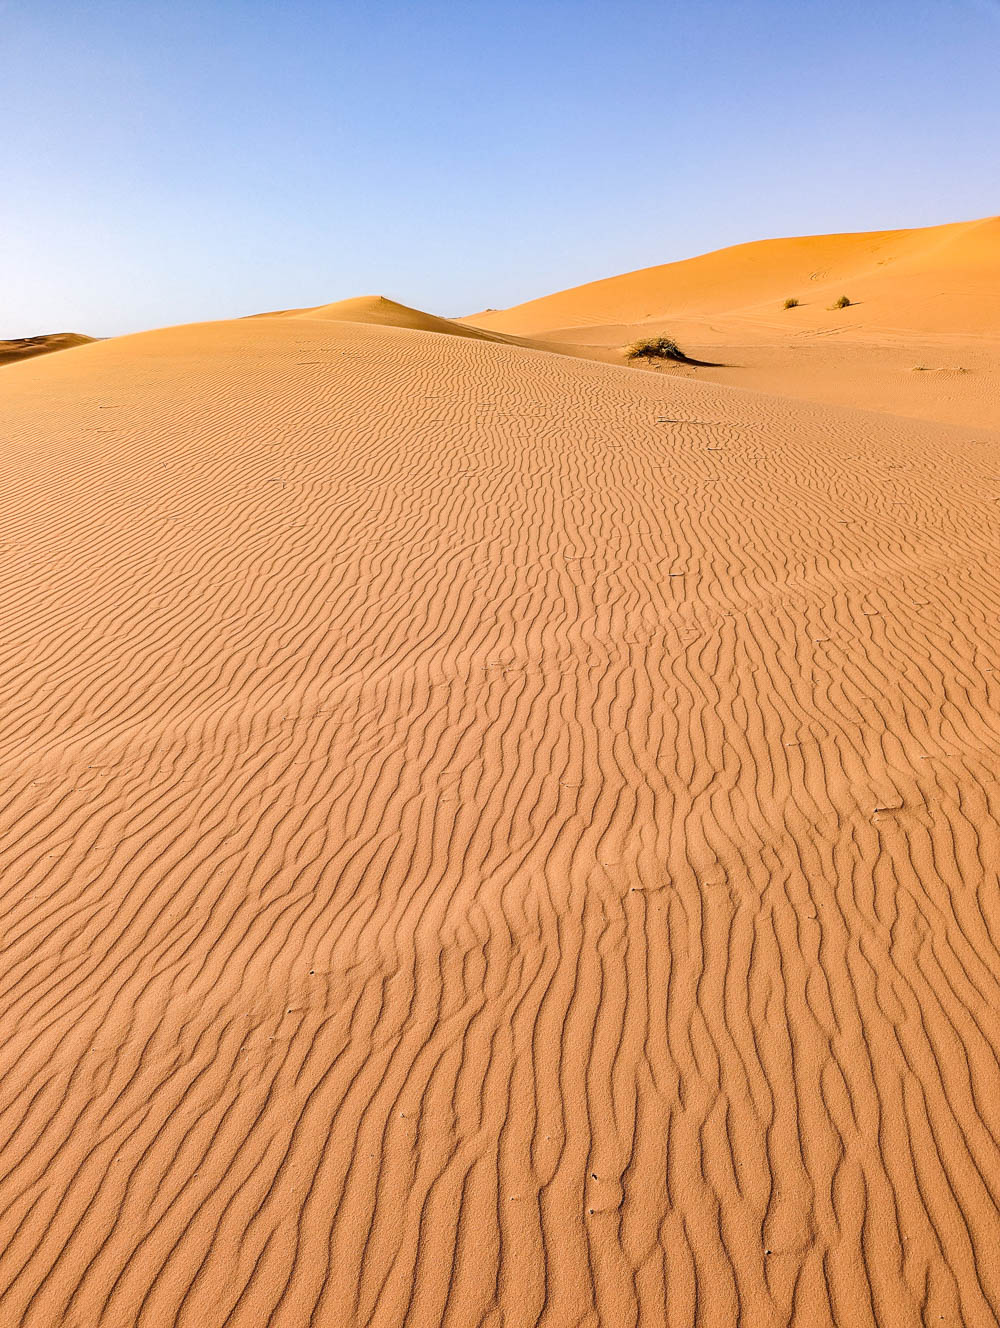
[3,0,999,336]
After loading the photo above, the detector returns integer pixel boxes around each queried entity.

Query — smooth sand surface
[467,217,1000,337]
[465,216,1000,430]
[3,297,1000,1327]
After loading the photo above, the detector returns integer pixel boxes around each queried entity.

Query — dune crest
[269,293,510,343]
[465,215,1000,337]
[0,332,94,367]
[457,217,1000,430]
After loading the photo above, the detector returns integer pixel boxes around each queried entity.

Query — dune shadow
[674,352,727,367]
[629,351,727,369]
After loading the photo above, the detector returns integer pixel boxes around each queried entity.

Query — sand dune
[3,308,1000,1326]
[466,216,1000,337]
[257,294,508,342]
[0,332,94,367]
[254,292,620,365]
[463,217,1000,430]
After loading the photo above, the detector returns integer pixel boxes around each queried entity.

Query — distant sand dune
[0,332,94,366]
[257,293,508,341]
[254,292,619,364]
[460,217,1000,430]
[464,215,1000,338]
[3,313,1000,1325]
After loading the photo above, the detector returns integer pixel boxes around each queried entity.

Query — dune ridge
[2,311,1000,1326]
[465,215,1000,338]
[0,332,95,367]
[253,292,619,364]
[458,216,1000,431]
[254,294,506,341]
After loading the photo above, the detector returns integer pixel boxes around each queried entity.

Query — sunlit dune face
[2,307,999,1326]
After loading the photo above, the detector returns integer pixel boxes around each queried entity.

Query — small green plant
[783,297,800,309]
[831,295,852,309]
[625,334,685,363]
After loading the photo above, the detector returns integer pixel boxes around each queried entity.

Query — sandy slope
[253,294,508,341]
[466,217,1000,337]
[0,332,94,367]
[464,217,1000,430]
[254,293,622,365]
[3,309,1000,1326]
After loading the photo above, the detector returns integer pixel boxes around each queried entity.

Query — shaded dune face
[0,332,94,366]
[2,315,1000,1327]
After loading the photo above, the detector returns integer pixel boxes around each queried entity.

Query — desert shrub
[625,335,685,362]
[783,297,800,309]
[831,295,852,309]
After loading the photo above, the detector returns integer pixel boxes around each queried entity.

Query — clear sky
[3,0,999,337]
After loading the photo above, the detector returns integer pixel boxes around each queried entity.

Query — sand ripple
[2,318,1000,1325]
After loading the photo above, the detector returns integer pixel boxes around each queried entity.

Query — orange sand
[465,215,1000,430]
[2,224,1000,1327]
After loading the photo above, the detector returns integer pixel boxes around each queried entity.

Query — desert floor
[3,218,1000,1326]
